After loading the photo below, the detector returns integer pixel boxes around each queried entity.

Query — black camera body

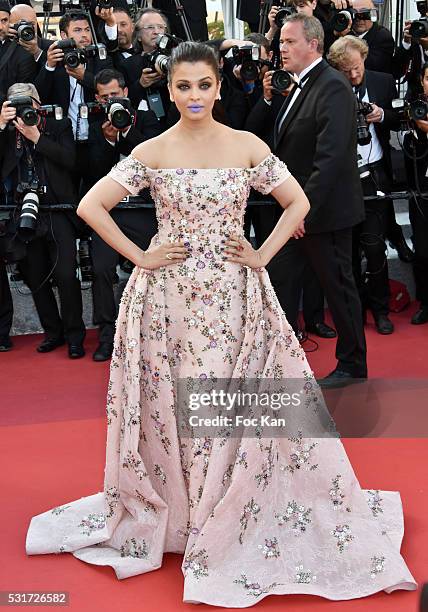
[392,98,428,127]
[79,97,133,129]
[274,1,297,28]
[97,0,112,7]
[57,38,107,68]
[231,44,263,81]
[11,20,35,42]
[356,99,373,146]
[144,34,182,76]
[8,96,63,126]
[331,5,377,32]
[409,16,428,38]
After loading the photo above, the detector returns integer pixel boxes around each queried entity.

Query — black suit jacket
[34,54,113,112]
[361,24,395,75]
[0,39,37,98]
[273,59,364,233]
[364,69,399,177]
[83,109,161,190]
[0,117,77,207]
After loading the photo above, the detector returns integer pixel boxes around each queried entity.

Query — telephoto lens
[271,70,293,93]
[19,191,39,235]
[108,102,132,129]
[78,238,93,283]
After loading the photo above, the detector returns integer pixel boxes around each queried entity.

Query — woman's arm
[77,175,188,269]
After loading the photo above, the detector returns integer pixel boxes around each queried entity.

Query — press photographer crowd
[0,0,427,367]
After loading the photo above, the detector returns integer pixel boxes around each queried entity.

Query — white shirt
[357,88,383,165]
[277,56,323,134]
[68,76,88,140]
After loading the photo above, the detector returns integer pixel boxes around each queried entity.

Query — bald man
[332,0,395,74]
[9,4,53,71]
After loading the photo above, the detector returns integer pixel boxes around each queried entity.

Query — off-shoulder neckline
[127,152,276,172]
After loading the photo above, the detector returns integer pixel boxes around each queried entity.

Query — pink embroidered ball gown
[26,152,417,607]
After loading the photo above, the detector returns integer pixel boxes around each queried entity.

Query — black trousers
[0,260,13,337]
[352,164,391,316]
[91,208,158,343]
[244,203,325,329]
[18,212,85,345]
[266,228,367,376]
[409,194,428,306]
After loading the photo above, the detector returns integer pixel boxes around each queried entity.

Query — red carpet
[1,305,427,611]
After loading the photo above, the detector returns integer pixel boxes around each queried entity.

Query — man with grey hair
[0,82,86,358]
[247,13,367,386]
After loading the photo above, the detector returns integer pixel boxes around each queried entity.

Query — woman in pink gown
[25,41,417,607]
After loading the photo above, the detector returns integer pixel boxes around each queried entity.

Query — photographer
[84,69,159,360]
[0,1,36,98]
[34,11,113,193]
[111,7,135,72]
[328,0,394,73]
[9,3,52,74]
[328,35,399,334]
[401,61,428,325]
[0,83,86,357]
[122,8,171,128]
[394,8,428,100]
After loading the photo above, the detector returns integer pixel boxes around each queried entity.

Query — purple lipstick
[188,105,203,113]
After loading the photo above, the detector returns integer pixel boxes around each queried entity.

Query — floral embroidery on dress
[134,490,158,513]
[258,537,280,558]
[154,464,167,484]
[78,513,106,536]
[254,440,275,490]
[150,410,171,455]
[280,431,319,474]
[366,490,384,517]
[235,446,249,469]
[183,549,209,579]
[275,500,312,533]
[239,498,261,544]
[331,524,354,552]
[120,538,149,558]
[370,555,386,578]
[234,574,284,597]
[122,451,148,480]
[294,565,317,584]
[51,504,71,516]
[105,486,120,518]
[177,521,200,538]
[329,475,351,512]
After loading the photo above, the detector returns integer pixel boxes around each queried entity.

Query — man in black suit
[121,7,171,128]
[85,68,160,361]
[9,3,52,74]
[0,1,36,98]
[0,82,86,358]
[328,35,400,334]
[248,13,367,385]
[35,11,113,194]
[111,7,135,73]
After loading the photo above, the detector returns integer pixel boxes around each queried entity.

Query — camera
[392,98,428,128]
[56,38,107,68]
[18,191,40,235]
[144,34,182,76]
[356,99,373,145]
[409,16,428,38]
[79,97,133,129]
[8,96,63,127]
[271,69,293,92]
[231,44,263,81]
[78,238,92,283]
[331,5,377,32]
[97,0,112,7]
[11,20,35,42]
[274,1,297,28]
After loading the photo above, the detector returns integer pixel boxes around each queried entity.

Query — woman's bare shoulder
[225,128,271,167]
[131,133,170,169]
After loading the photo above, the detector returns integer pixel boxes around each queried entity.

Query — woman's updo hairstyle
[168,41,220,84]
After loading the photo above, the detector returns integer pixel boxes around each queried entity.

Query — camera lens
[19,192,39,234]
[109,103,132,129]
[240,60,259,81]
[18,24,35,42]
[411,100,428,120]
[271,70,292,92]
[64,50,80,69]
[332,10,353,32]
[274,7,295,28]
[20,107,39,126]
[409,19,428,38]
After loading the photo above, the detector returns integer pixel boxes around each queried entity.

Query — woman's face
[168,60,221,121]
[422,68,428,95]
